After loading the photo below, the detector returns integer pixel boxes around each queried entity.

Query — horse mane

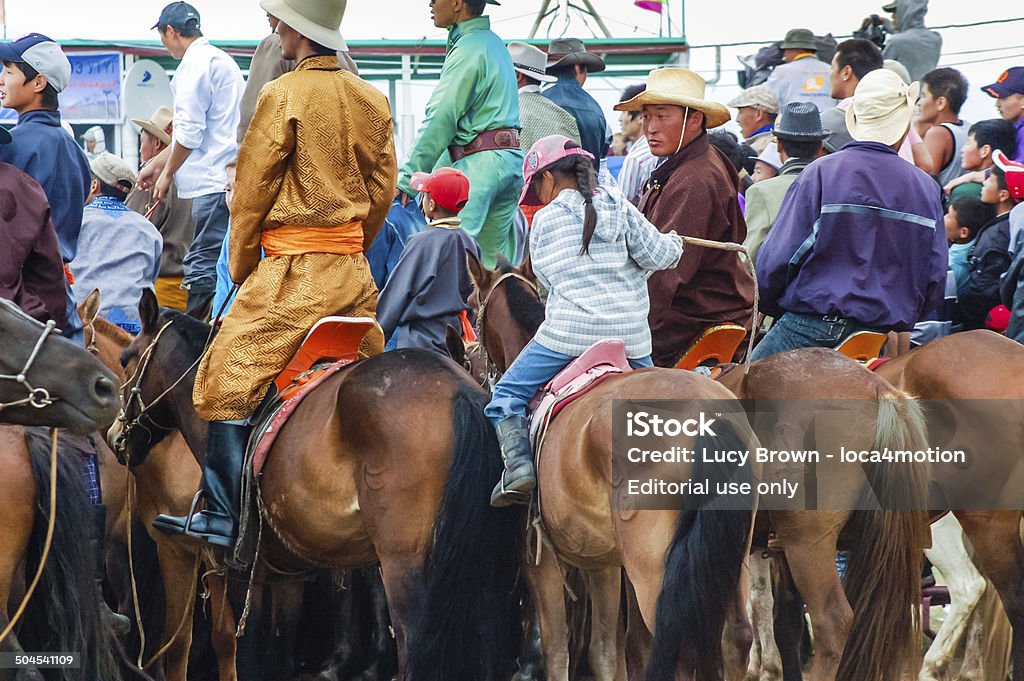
[501,273,545,337]
[91,315,133,347]
[161,310,214,356]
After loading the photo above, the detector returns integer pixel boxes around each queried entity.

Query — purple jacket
[756,141,947,331]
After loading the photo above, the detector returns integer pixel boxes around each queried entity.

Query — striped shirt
[530,186,683,358]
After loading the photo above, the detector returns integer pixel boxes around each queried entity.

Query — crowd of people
[2,0,1024,552]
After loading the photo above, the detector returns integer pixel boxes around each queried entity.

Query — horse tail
[646,418,755,681]
[21,429,121,681]
[408,388,525,681]
[838,393,930,681]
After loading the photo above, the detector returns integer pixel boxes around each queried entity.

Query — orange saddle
[833,331,887,364]
[674,324,747,371]
[273,316,377,396]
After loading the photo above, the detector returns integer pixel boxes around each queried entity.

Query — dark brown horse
[0,298,128,680]
[110,288,526,681]
[470,260,929,681]
[80,291,237,681]
[874,329,1024,681]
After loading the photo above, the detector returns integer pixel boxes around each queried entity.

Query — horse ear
[445,325,466,365]
[81,289,101,325]
[466,251,494,297]
[138,288,160,334]
[518,254,535,282]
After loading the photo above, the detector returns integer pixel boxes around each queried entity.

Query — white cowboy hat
[508,42,555,84]
[260,0,347,52]
[614,67,731,129]
[846,69,919,146]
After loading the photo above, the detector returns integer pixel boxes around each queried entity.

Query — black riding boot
[91,504,131,636]
[152,420,251,547]
[490,415,536,508]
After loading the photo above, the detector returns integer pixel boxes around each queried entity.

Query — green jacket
[397,17,521,194]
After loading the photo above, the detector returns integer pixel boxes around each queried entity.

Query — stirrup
[182,490,205,536]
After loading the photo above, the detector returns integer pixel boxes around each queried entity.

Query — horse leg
[956,510,1024,681]
[920,514,986,681]
[770,554,805,681]
[723,565,754,681]
[582,566,625,681]
[774,515,848,681]
[522,548,571,681]
[960,579,1012,681]
[623,578,651,681]
[365,567,397,681]
[747,552,782,681]
[376,555,425,678]
[205,570,238,681]
[151,538,198,681]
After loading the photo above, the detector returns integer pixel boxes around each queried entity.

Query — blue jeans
[750,312,884,361]
[183,192,230,299]
[484,340,653,427]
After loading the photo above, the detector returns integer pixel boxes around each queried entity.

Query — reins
[0,319,59,411]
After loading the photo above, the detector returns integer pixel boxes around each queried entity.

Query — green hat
[780,28,818,52]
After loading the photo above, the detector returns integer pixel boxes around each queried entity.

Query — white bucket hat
[508,42,556,84]
[845,69,919,147]
[260,0,347,51]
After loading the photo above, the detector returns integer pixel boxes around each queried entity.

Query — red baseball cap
[993,149,1024,201]
[410,167,471,213]
[986,304,1011,333]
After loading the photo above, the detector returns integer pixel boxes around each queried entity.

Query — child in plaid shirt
[485,135,683,507]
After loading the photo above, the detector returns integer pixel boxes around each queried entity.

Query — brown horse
[109,288,527,681]
[80,291,238,681]
[470,259,929,681]
[0,298,128,680]
[467,261,764,681]
[874,329,1024,681]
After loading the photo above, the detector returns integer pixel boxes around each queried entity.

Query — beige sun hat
[614,67,731,128]
[846,68,919,146]
[259,0,348,51]
[131,105,174,146]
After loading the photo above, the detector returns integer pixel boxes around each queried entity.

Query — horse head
[0,298,119,434]
[109,288,208,466]
[466,252,542,377]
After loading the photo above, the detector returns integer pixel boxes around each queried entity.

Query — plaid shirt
[531,187,683,358]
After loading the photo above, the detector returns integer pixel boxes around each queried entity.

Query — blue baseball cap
[983,67,1024,99]
[152,2,201,31]
[0,33,71,93]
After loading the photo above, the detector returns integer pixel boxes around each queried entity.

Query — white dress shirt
[171,38,244,199]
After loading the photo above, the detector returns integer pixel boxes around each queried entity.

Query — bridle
[0,317,59,412]
[475,271,539,392]
[113,319,200,458]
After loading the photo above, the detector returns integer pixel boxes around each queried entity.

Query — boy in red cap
[959,150,1024,329]
[997,152,1024,342]
[377,167,481,353]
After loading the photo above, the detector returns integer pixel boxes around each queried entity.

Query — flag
[634,0,666,13]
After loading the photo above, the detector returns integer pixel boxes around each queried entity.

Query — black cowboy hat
[774,101,830,140]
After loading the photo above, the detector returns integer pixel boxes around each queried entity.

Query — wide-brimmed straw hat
[546,37,605,73]
[614,68,731,129]
[846,69,919,146]
[260,0,348,51]
[131,105,174,146]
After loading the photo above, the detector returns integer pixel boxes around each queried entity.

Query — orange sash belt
[260,222,364,256]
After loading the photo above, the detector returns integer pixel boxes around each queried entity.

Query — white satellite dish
[123,59,173,127]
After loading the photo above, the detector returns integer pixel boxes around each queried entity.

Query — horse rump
[407,388,526,681]
[646,418,755,681]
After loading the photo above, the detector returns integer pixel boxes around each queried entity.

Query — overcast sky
[6,1,1021,138]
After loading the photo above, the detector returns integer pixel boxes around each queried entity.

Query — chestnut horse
[0,298,125,680]
[80,291,238,681]
[110,288,525,681]
[874,329,1024,681]
[470,260,929,681]
[467,261,769,681]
